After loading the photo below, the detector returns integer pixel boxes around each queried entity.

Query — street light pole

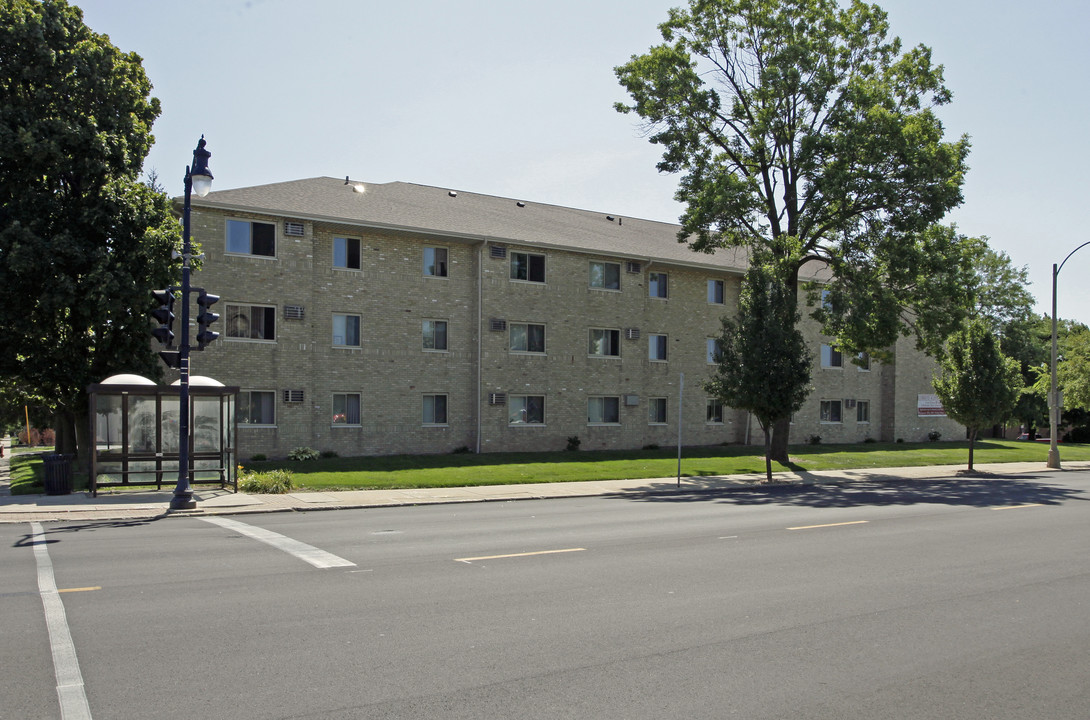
[171,137,213,510]
[1048,240,1090,470]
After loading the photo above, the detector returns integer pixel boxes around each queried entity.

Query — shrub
[320,450,339,458]
[863,437,877,444]
[1063,426,1090,443]
[643,443,660,450]
[238,468,295,494]
[927,430,941,442]
[807,434,822,445]
[288,446,320,461]
[451,445,472,454]
[565,435,581,451]
[250,453,267,462]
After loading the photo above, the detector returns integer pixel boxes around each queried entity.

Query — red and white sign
[917,394,947,417]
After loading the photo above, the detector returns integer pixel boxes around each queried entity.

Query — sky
[74,0,1090,326]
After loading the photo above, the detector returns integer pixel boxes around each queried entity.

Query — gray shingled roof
[192,177,825,278]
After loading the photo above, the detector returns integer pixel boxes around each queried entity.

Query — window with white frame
[509,395,545,425]
[857,352,871,370]
[707,337,720,364]
[649,397,668,424]
[510,251,545,282]
[708,279,725,304]
[226,219,276,257]
[422,320,448,351]
[332,313,361,347]
[237,391,275,425]
[332,393,361,425]
[589,328,620,357]
[820,400,843,423]
[226,304,276,341]
[649,272,668,298]
[588,396,620,424]
[333,236,361,269]
[423,247,448,277]
[649,334,668,361]
[510,323,545,353]
[422,394,447,425]
[589,261,621,290]
[821,344,843,368]
[706,398,724,424]
[857,400,870,423]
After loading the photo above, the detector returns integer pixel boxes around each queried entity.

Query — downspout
[476,241,485,453]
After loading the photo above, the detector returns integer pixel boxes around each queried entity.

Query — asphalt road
[3,471,1089,719]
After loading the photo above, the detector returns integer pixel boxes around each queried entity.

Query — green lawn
[240,440,1090,492]
[8,453,88,495]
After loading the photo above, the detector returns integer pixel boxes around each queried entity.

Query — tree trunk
[967,428,976,471]
[769,416,791,463]
[763,426,773,483]
[54,409,76,455]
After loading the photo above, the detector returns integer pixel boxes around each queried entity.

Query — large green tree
[616,0,972,460]
[704,260,812,481]
[933,319,1022,471]
[0,0,179,459]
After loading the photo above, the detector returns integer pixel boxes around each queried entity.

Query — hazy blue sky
[75,0,1090,325]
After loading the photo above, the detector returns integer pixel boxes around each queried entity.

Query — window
[237,391,275,425]
[708,279,725,304]
[422,394,447,425]
[857,400,870,423]
[649,272,668,299]
[333,313,361,347]
[423,247,448,277]
[649,334,668,361]
[821,344,843,368]
[589,261,621,290]
[332,393,361,425]
[820,400,843,423]
[707,338,720,364]
[588,396,620,424]
[857,352,871,371]
[821,289,832,310]
[333,237,361,269]
[509,395,545,425]
[589,328,620,357]
[422,320,448,351]
[226,219,275,257]
[510,252,545,282]
[706,398,724,424]
[226,304,276,341]
[649,397,668,424]
[510,323,545,353]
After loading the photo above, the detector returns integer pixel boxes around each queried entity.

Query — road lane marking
[201,517,356,569]
[29,522,93,720]
[787,520,869,531]
[455,548,585,563]
[58,587,101,594]
[992,503,1044,510]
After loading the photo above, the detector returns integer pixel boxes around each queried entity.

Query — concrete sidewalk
[2,436,1086,524]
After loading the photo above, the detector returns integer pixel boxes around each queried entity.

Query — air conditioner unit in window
[284,305,305,320]
[489,318,507,332]
[844,398,856,408]
[626,261,642,274]
[625,327,641,340]
[489,392,506,405]
[625,395,640,406]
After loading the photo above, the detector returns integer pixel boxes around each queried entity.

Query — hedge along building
[179,177,963,459]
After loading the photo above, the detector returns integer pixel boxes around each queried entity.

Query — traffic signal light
[150,289,176,346]
[196,290,220,350]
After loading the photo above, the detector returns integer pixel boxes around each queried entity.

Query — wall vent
[490,245,507,259]
[626,261,642,274]
[283,390,304,403]
[489,318,507,332]
[624,327,641,340]
[489,392,507,406]
[844,398,857,409]
[284,305,305,320]
[284,221,305,237]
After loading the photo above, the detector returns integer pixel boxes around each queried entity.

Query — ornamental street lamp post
[171,137,214,510]
[1048,240,1090,470]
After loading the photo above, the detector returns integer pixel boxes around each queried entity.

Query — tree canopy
[704,261,812,480]
[0,0,179,456]
[616,0,972,458]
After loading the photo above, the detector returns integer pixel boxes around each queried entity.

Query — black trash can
[43,454,73,495]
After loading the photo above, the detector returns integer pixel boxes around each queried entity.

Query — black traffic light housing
[196,290,220,350]
[150,289,176,346]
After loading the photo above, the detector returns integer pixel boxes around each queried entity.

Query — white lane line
[786,520,869,531]
[455,548,585,563]
[30,522,93,720]
[200,517,356,569]
[992,503,1044,511]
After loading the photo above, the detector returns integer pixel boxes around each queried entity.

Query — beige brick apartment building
[183,177,962,458]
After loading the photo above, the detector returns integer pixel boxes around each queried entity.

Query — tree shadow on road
[618,472,1089,509]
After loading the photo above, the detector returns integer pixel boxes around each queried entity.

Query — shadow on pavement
[12,515,167,547]
[619,473,1090,509]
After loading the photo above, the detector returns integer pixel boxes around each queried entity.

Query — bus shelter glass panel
[94,395,123,453]
[161,395,180,454]
[128,395,158,454]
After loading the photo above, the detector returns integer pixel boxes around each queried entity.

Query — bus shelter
[87,374,239,496]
